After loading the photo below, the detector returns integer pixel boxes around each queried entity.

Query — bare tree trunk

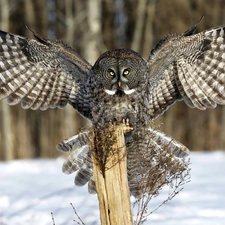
[142,0,156,58]
[86,0,101,62]
[0,0,13,160]
[65,0,74,46]
[64,0,78,138]
[24,0,35,30]
[131,0,148,52]
[47,0,56,39]
[64,0,90,140]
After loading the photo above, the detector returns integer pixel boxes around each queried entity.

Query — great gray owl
[0,23,225,196]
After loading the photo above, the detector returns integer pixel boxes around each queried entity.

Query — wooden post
[91,125,133,225]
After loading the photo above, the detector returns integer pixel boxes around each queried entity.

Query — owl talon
[121,118,133,133]
[126,118,130,126]
[122,118,130,126]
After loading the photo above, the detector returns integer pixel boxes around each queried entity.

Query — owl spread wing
[0,29,92,118]
[147,25,225,118]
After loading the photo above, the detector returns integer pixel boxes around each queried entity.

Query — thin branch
[71,203,85,225]
[51,212,56,225]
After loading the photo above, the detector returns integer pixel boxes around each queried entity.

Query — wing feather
[147,25,225,118]
[0,30,92,118]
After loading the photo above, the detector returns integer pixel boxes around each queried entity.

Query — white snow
[0,151,225,225]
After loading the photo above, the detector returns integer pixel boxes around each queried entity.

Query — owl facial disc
[104,69,137,95]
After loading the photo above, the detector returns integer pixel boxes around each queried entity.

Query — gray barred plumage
[57,126,189,197]
[1,23,225,196]
[0,30,92,117]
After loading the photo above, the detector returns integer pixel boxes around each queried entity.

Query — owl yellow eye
[123,70,129,76]
[108,69,115,76]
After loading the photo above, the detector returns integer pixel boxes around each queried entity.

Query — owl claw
[126,118,130,126]
[108,118,132,132]
[122,118,133,133]
[122,118,130,126]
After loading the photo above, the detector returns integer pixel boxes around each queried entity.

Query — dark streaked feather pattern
[148,26,225,118]
[2,23,225,197]
[0,30,92,116]
[60,126,189,197]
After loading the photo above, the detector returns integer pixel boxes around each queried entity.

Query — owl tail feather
[58,126,189,197]
[148,127,190,158]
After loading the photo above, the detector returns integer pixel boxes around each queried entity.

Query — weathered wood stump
[91,124,133,225]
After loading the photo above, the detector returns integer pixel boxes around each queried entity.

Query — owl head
[92,49,147,96]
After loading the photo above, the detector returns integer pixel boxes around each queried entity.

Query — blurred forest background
[1,0,225,160]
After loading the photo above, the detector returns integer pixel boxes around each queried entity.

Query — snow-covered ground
[0,151,224,225]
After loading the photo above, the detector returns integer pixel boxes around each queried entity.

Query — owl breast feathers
[1,22,225,196]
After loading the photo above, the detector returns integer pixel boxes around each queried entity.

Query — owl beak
[116,81,136,95]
